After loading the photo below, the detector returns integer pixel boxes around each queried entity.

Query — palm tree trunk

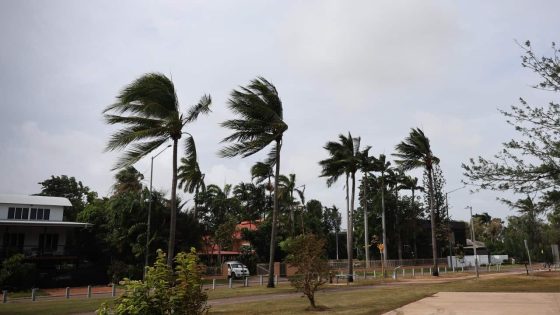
[428,167,438,276]
[167,139,178,266]
[194,186,199,221]
[412,188,418,259]
[396,189,402,263]
[348,171,356,282]
[381,173,387,274]
[290,191,295,237]
[345,173,353,282]
[363,172,370,269]
[267,139,281,288]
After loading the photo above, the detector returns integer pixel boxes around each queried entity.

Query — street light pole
[467,206,479,278]
[144,144,171,279]
[445,186,465,270]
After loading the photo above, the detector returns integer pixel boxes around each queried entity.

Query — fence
[328,258,448,269]
[1,284,118,304]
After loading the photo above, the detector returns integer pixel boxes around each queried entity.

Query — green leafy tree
[394,128,440,276]
[36,175,96,221]
[463,42,560,194]
[281,234,329,310]
[103,73,211,265]
[219,77,288,288]
[319,132,361,282]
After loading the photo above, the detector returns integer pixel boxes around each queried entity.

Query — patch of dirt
[306,305,330,312]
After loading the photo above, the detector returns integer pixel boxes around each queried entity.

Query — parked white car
[225,261,250,279]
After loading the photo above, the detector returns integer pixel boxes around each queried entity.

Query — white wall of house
[0,204,64,221]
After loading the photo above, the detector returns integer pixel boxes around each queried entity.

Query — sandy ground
[383,292,560,315]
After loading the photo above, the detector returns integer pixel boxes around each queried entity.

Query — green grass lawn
[0,272,557,315]
[209,272,560,315]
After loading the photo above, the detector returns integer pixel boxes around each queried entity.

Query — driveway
[383,292,560,315]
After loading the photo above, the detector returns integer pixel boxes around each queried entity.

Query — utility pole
[144,144,171,279]
[445,186,465,270]
[468,206,479,278]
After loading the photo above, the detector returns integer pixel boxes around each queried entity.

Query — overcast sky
[1,1,559,224]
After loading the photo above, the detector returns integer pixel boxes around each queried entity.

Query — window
[7,207,51,221]
[3,233,24,250]
[7,208,14,219]
[39,234,58,252]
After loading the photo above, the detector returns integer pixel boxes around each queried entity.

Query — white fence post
[31,288,37,302]
[212,279,216,290]
[259,275,263,286]
[228,277,232,289]
[65,287,70,299]
[87,286,92,298]
[111,284,116,297]
[2,290,7,303]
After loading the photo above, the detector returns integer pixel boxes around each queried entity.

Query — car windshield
[232,264,243,268]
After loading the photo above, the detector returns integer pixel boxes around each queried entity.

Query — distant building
[0,194,91,260]
[200,220,259,264]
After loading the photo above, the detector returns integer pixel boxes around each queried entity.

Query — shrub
[281,234,329,310]
[0,254,36,291]
[98,248,209,315]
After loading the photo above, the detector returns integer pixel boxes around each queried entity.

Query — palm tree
[278,173,298,236]
[394,128,440,276]
[178,135,206,220]
[373,154,392,271]
[219,77,288,288]
[113,166,144,194]
[103,73,211,266]
[319,132,361,282]
[358,147,376,268]
[251,161,274,218]
[390,168,407,263]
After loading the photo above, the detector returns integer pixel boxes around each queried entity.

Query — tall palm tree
[178,135,206,220]
[358,147,376,268]
[103,73,211,266]
[394,128,440,276]
[319,132,361,282]
[219,77,288,288]
[251,161,274,218]
[373,154,392,271]
[278,173,298,236]
[390,168,407,263]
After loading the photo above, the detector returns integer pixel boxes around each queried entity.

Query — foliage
[36,175,96,221]
[0,254,37,291]
[463,41,560,194]
[97,249,209,315]
[281,234,329,309]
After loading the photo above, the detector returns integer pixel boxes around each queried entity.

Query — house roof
[0,220,91,228]
[0,194,72,207]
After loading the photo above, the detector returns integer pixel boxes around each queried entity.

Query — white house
[0,194,91,259]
